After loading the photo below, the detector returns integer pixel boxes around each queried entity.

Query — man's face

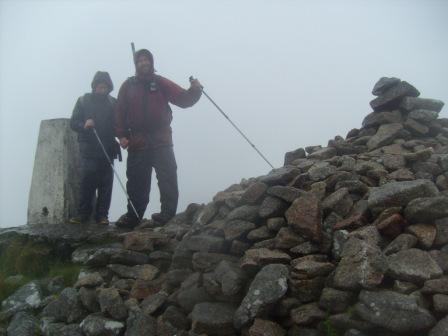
[95,83,109,95]
[136,55,152,75]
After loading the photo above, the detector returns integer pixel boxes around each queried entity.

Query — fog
[1,0,447,227]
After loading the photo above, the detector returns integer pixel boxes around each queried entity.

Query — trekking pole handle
[189,75,204,89]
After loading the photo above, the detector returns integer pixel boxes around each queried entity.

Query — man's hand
[84,119,95,129]
[190,78,202,91]
[119,137,129,149]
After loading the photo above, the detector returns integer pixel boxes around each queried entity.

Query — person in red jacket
[115,49,202,228]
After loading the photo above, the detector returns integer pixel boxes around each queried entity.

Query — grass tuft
[0,237,81,302]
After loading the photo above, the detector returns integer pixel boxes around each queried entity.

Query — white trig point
[28,118,82,224]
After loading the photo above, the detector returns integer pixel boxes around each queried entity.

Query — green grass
[47,262,82,287]
[322,317,343,336]
[0,236,81,302]
[0,274,27,304]
[0,236,52,277]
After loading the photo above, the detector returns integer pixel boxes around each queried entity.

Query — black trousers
[78,157,113,219]
[126,146,178,219]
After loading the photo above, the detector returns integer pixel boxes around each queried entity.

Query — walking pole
[131,42,136,59]
[189,76,275,169]
[92,128,140,221]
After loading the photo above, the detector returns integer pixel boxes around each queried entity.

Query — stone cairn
[1,77,448,336]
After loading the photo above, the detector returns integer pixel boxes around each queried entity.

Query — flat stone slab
[0,222,127,246]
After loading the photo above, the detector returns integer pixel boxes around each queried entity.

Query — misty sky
[1,0,447,228]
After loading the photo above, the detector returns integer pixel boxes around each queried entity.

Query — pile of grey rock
[1,77,447,336]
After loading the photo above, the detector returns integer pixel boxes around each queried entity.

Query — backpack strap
[127,76,169,101]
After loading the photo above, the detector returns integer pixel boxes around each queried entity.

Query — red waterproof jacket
[114,74,202,151]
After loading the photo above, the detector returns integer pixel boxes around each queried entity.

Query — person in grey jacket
[69,71,119,225]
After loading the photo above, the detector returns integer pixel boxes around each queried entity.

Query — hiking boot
[115,213,139,229]
[96,216,110,225]
[151,212,174,225]
[69,216,89,224]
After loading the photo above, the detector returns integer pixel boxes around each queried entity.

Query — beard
[137,64,152,75]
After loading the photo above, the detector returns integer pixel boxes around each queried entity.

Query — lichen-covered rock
[242,182,268,204]
[433,294,448,315]
[121,230,168,252]
[248,318,286,336]
[182,235,225,253]
[81,247,150,267]
[367,179,439,214]
[176,279,213,313]
[80,313,125,336]
[371,77,400,96]
[191,302,236,335]
[234,264,288,329]
[387,248,443,284]
[404,196,448,223]
[97,287,128,321]
[355,290,435,334]
[429,315,448,336]
[362,110,402,128]
[75,272,104,288]
[41,287,86,323]
[259,196,289,219]
[79,287,100,313]
[274,227,304,249]
[259,166,300,186]
[421,277,448,295]
[291,256,334,278]
[266,186,305,203]
[285,194,322,242]
[1,281,43,315]
[318,287,356,313]
[240,248,290,273]
[223,220,256,241]
[290,302,326,325]
[367,123,404,150]
[400,96,444,112]
[370,80,419,111]
[332,235,387,290]
[308,147,337,160]
[383,233,418,255]
[405,224,436,249]
[6,311,40,336]
[124,311,157,336]
[140,292,167,315]
[107,264,159,281]
[214,260,246,296]
[434,217,448,246]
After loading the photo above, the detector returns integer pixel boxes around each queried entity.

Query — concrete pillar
[28,118,82,224]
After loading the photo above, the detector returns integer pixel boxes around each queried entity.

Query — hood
[91,71,114,93]
[134,49,155,75]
